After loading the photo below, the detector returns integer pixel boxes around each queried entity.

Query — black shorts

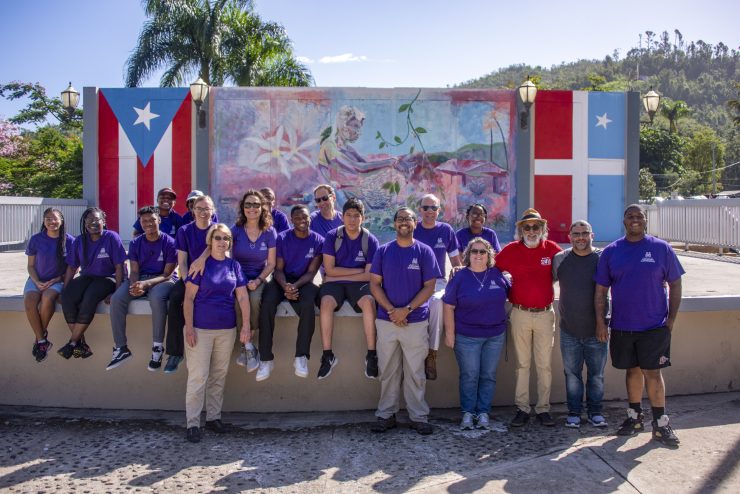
[610,326,672,370]
[318,281,371,313]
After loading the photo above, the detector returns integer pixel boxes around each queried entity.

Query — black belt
[512,303,552,313]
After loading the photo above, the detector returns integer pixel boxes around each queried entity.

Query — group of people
[23,184,684,447]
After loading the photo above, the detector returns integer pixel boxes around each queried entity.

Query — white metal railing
[0,197,89,246]
[645,198,740,249]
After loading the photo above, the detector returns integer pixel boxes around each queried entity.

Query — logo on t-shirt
[157,253,164,262]
[408,258,420,270]
[488,280,497,290]
[259,242,267,251]
[540,257,551,266]
[355,251,366,262]
[305,247,315,259]
[434,237,446,249]
[641,251,655,263]
[97,247,109,259]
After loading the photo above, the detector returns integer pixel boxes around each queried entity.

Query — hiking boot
[186,426,201,443]
[510,409,530,427]
[365,353,379,379]
[256,360,274,382]
[617,409,644,436]
[565,414,582,428]
[294,356,309,378]
[476,412,491,430]
[73,340,93,359]
[148,345,164,371]
[370,414,397,433]
[588,414,608,427]
[164,355,184,374]
[106,346,132,370]
[424,350,437,380]
[317,354,338,380]
[652,415,680,446]
[35,340,53,363]
[460,412,475,430]
[57,341,75,360]
[537,412,556,427]
[409,421,434,435]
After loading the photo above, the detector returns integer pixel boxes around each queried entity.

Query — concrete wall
[0,300,737,413]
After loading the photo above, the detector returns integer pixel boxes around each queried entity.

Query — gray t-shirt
[552,248,607,338]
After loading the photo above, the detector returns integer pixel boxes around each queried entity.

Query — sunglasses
[470,248,488,255]
[314,195,331,203]
[421,205,439,211]
[522,224,541,232]
[212,235,232,242]
[243,202,262,209]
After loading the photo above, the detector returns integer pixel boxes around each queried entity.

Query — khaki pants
[184,327,236,428]
[375,319,430,422]
[236,282,265,332]
[510,307,555,414]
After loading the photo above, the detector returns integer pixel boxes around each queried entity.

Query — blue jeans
[110,277,175,348]
[454,333,505,415]
[560,330,608,415]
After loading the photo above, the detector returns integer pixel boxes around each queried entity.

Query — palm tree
[125,0,313,88]
[660,99,690,134]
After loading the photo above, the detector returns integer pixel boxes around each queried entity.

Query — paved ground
[0,392,738,493]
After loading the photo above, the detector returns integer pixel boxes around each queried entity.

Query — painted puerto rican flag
[98,88,192,236]
[533,90,626,242]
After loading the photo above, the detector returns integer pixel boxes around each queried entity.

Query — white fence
[0,197,89,247]
[646,199,740,250]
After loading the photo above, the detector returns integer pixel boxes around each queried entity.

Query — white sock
[244,342,255,350]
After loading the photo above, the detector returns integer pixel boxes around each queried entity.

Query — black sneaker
[510,409,530,427]
[409,421,434,435]
[57,341,75,360]
[652,416,680,446]
[617,410,644,436]
[106,346,132,370]
[370,414,397,433]
[148,345,165,371]
[35,340,53,363]
[365,353,379,379]
[186,426,201,443]
[536,412,556,427]
[32,341,39,358]
[73,340,93,359]
[317,354,338,380]
[205,419,227,434]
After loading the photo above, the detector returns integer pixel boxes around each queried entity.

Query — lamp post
[642,86,661,125]
[60,82,80,117]
[518,77,537,130]
[190,77,210,129]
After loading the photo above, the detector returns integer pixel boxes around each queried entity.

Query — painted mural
[210,88,518,242]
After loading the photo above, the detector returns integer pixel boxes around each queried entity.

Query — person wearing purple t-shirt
[107,206,177,371]
[256,205,324,381]
[164,195,215,373]
[24,208,74,362]
[413,193,462,381]
[182,189,219,225]
[183,223,251,443]
[309,184,343,237]
[316,198,380,380]
[455,203,502,254]
[132,187,182,238]
[59,207,126,360]
[369,207,441,436]
[260,187,291,233]
[443,238,510,430]
[595,204,685,446]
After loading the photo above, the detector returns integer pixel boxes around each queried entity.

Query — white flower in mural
[246,126,318,178]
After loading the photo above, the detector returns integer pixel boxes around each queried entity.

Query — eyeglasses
[395,216,415,223]
[194,207,212,213]
[569,231,592,237]
[469,248,488,255]
[243,202,262,209]
[212,235,232,242]
[421,205,439,211]
[314,195,331,203]
[522,224,541,232]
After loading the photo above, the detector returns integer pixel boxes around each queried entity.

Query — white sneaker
[255,360,274,382]
[294,356,309,378]
[460,412,475,430]
[476,412,491,430]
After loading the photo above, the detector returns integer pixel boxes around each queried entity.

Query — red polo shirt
[494,239,561,308]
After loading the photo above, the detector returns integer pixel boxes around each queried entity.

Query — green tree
[0,82,82,131]
[125,0,313,87]
[660,98,690,133]
[684,126,725,194]
[639,168,657,200]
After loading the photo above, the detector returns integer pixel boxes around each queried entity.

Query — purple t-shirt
[181,211,219,225]
[277,229,324,280]
[186,257,246,330]
[176,222,212,266]
[133,210,183,238]
[414,222,460,278]
[442,267,510,338]
[322,228,379,283]
[67,230,127,277]
[25,231,74,282]
[231,225,277,280]
[309,210,343,238]
[272,208,291,233]
[595,235,685,331]
[456,227,502,254]
[370,240,441,323]
[128,233,178,276]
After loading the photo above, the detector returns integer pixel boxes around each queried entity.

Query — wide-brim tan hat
[515,208,547,226]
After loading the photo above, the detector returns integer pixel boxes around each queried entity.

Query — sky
[1,0,738,123]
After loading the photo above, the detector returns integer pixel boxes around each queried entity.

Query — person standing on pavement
[552,220,608,429]
[413,193,461,381]
[369,207,441,435]
[494,208,562,428]
[595,204,684,446]
[455,204,502,255]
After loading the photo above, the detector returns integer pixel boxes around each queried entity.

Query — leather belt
[512,303,552,313]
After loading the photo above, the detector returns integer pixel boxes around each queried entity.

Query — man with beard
[495,208,561,427]
[369,207,441,435]
[595,204,684,446]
